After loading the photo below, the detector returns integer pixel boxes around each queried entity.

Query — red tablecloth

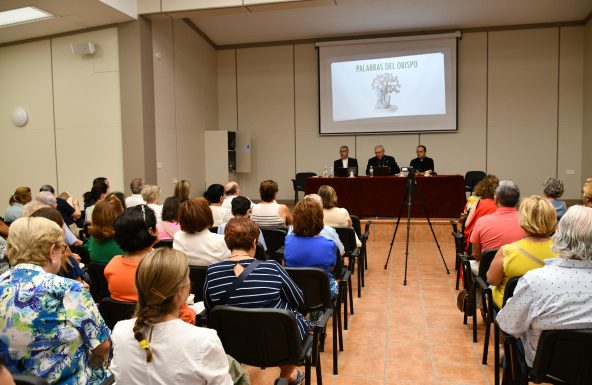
[304,175,466,218]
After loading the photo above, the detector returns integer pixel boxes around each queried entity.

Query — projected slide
[331,53,445,122]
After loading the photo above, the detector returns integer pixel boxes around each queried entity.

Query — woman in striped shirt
[204,217,308,385]
[250,180,292,228]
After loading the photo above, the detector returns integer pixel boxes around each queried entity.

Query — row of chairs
[451,221,592,385]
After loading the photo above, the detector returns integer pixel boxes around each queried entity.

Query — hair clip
[141,204,147,223]
[139,339,150,350]
[150,287,167,303]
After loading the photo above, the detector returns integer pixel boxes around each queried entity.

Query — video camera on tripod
[400,166,417,178]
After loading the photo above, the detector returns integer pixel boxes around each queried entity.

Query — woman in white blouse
[173,198,230,266]
[141,185,163,222]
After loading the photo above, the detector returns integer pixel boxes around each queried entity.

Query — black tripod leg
[414,181,450,274]
[384,187,408,270]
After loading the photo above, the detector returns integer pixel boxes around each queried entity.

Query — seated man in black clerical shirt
[409,145,435,174]
[366,145,400,175]
[333,145,358,176]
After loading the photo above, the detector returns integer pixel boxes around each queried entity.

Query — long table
[304,175,466,218]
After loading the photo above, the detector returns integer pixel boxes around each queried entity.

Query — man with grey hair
[221,181,253,222]
[497,205,592,367]
[32,192,83,248]
[469,180,525,273]
[366,145,400,175]
[542,177,566,220]
[125,178,145,207]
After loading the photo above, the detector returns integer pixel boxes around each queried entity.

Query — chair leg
[357,255,363,298]
[455,260,461,290]
[472,277,478,343]
[305,356,311,385]
[482,292,490,365]
[332,307,338,374]
[342,282,349,330]
[337,290,344,352]
[348,275,354,315]
[315,349,322,385]
[494,323,500,385]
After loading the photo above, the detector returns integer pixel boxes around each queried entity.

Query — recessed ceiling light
[0,6,53,28]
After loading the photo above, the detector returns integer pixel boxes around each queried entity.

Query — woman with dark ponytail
[110,248,234,384]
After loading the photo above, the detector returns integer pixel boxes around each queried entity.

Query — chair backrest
[350,215,362,239]
[254,244,268,261]
[98,297,136,330]
[260,227,287,253]
[285,267,332,313]
[153,239,173,249]
[208,305,304,367]
[13,375,50,385]
[189,265,208,302]
[531,329,592,384]
[502,275,522,307]
[209,226,218,233]
[333,226,358,255]
[477,248,499,281]
[88,262,110,302]
[464,171,486,192]
[294,172,316,189]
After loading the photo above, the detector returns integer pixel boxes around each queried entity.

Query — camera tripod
[384,173,450,285]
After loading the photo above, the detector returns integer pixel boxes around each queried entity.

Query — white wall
[218,26,586,200]
[152,19,218,198]
[0,28,124,212]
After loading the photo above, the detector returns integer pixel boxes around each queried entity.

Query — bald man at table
[366,145,400,176]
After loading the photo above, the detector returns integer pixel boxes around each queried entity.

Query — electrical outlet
[565,169,575,175]
[156,162,163,169]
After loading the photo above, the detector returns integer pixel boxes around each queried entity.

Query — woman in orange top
[105,204,196,324]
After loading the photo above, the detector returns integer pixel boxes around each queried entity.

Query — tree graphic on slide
[371,73,401,109]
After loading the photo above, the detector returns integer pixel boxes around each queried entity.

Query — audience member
[487,195,557,308]
[111,248,236,385]
[84,181,110,224]
[126,178,145,207]
[497,205,592,367]
[0,217,110,384]
[582,178,592,207]
[174,179,191,203]
[141,185,162,221]
[174,198,230,266]
[29,207,89,290]
[366,145,400,175]
[298,194,345,255]
[86,196,126,263]
[35,192,83,248]
[0,358,15,385]
[0,219,8,238]
[108,192,127,210]
[409,145,435,174]
[204,217,308,385]
[156,197,181,240]
[40,184,82,228]
[463,174,499,250]
[469,181,524,273]
[285,197,339,297]
[221,181,252,222]
[251,180,292,228]
[217,196,267,251]
[204,184,230,227]
[333,145,358,176]
[4,186,31,223]
[317,185,361,248]
[543,177,566,220]
[105,205,158,302]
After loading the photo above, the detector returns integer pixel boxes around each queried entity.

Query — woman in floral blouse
[0,216,111,385]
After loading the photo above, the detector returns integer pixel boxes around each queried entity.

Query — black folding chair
[209,227,218,233]
[464,171,486,193]
[505,329,592,385]
[472,248,498,364]
[88,262,110,302]
[98,297,136,330]
[260,227,288,263]
[291,172,316,204]
[286,267,340,375]
[351,215,373,281]
[189,265,208,302]
[153,239,173,248]
[208,306,322,385]
[333,227,358,330]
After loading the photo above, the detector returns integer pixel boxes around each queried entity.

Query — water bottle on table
[369,166,374,177]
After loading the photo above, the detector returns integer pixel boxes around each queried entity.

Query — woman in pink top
[157,197,181,241]
[463,175,499,250]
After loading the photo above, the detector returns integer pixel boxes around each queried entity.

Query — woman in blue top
[0,217,110,385]
[204,217,308,385]
[284,197,338,297]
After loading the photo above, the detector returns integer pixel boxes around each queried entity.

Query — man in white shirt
[125,178,145,208]
[221,181,253,222]
[497,205,592,366]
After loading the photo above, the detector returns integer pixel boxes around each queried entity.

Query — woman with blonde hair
[0,217,110,384]
[4,186,32,223]
[111,248,234,385]
[174,180,192,203]
[487,195,558,308]
[141,185,162,221]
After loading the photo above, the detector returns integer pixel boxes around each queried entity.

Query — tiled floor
[245,224,496,384]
